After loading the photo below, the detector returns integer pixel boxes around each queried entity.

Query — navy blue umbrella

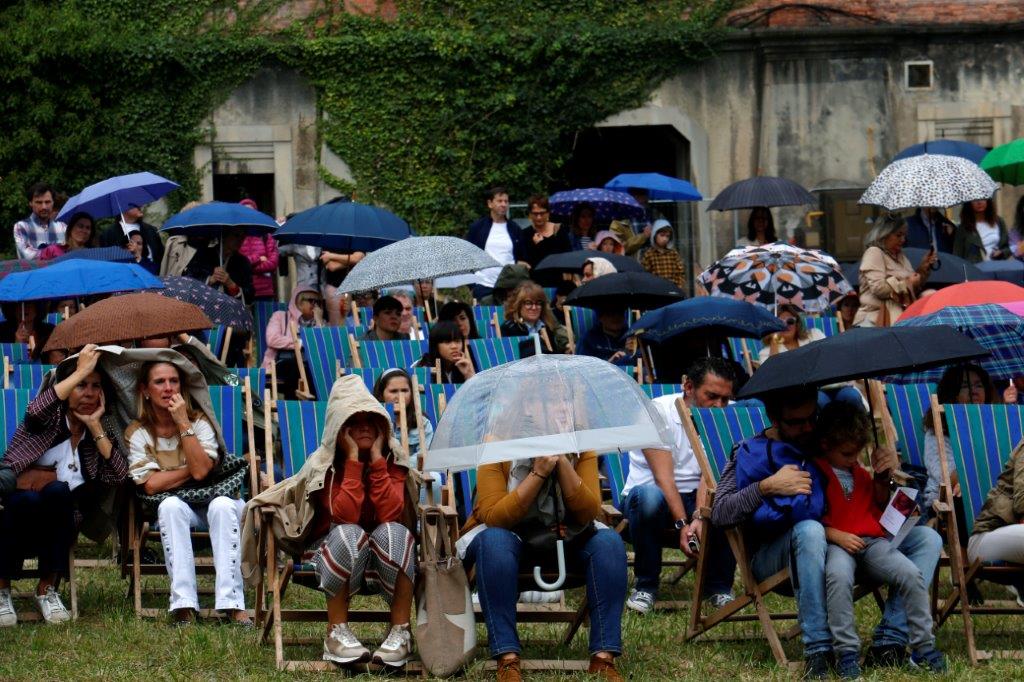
[976,259,1024,286]
[707,176,817,212]
[892,139,987,165]
[275,199,413,252]
[0,260,162,301]
[57,172,179,222]
[161,201,278,237]
[604,173,702,202]
[549,188,644,221]
[50,246,134,264]
[630,297,786,344]
[532,250,643,274]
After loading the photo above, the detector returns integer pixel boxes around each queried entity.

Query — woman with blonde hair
[500,281,571,354]
[853,214,937,327]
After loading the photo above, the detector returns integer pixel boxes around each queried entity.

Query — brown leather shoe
[588,654,623,682]
[496,654,523,682]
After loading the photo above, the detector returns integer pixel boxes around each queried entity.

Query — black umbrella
[533,250,644,275]
[737,326,987,398]
[707,176,817,212]
[842,249,986,290]
[976,259,1024,286]
[563,272,684,311]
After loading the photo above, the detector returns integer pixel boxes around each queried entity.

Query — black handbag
[137,455,249,513]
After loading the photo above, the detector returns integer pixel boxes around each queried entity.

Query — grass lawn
[1,543,1022,681]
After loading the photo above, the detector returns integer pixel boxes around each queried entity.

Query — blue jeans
[750,520,832,656]
[870,525,942,648]
[464,526,627,658]
[623,483,735,596]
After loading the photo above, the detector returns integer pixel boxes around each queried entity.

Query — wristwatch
[691,510,705,522]
[673,518,688,531]
[179,427,196,439]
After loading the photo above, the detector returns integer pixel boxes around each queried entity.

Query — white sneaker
[34,586,71,624]
[372,623,412,667]
[518,590,563,604]
[626,589,655,614]
[1007,584,1024,608]
[705,592,736,610]
[0,588,16,627]
[323,623,370,665]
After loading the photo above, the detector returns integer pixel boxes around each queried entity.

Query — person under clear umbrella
[853,215,936,327]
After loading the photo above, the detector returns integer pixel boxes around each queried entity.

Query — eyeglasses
[779,410,819,428]
[782,318,798,326]
[522,301,544,308]
[530,210,549,216]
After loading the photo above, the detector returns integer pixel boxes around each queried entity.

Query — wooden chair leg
[68,547,79,620]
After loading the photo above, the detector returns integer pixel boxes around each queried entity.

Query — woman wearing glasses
[499,282,571,354]
[520,195,572,275]
[262,286,325,399]
[854,214,937,327]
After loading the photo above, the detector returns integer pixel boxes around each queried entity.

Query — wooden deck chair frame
[287,321,315,400]
[127,379,259,619]
[929,396,1024,665]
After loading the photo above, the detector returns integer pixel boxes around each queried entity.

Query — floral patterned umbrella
[698,242,852,314]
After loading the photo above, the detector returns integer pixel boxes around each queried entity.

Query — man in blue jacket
[465,186,527,299]
[711,386,941,678]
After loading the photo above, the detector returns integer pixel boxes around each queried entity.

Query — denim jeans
[750,519,832,656]
[870,525,942,648]
[623,483,736,597]
[464,526,627,658]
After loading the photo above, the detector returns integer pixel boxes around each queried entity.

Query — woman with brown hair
[38,212,97,261]
[954,198,1009,262]
[500,281,571,354]
[126,360,248,626]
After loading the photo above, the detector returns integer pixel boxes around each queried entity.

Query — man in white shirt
[465,186,526,299]
[622,356,739,614]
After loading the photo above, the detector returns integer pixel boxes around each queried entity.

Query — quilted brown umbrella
[44,293,212,352]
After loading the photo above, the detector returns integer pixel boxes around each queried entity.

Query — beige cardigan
[853,246,924,327]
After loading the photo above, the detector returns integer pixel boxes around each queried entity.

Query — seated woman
[126,360,249,626]
[499,281,570,354]
[262,286,325,399]
[0,344,128,625]
[581,257,617,284]
[244,375,417,668]
[372,368,433,464]
[415,321,476,383]
[438,301,480,341]
[459,445,627,681]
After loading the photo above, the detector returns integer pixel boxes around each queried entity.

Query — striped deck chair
[804,315,840,337]
[543,287,557,302]
[341,366,432,393]
[45,312,63,326]
[253,301,286,362]
[1,343,31,388]
[467,337,520,371]
[562,306,595,344]
[129,381,258,618]
[641,383,683,399]
[9,363,54,395]
[884,383,936,468]
[472,305,504,336]
[0,389,79,619]
[357,339,428,371]
[931,399,1024,665]
[206,324,232,364]
[298,327,357,400]
[231,367,267,395]
[725,337,761,375]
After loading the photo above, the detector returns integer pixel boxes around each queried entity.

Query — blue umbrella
[604,173,702,202]
[630,297,786,344]
[50,246,134,264]
[0,260,163,301]
[274,199,413,252]
[160,201,279,236]
[892,139,988,165]
[891,304,1024,382]
[549,188,644,221]
[708,176,817,212]
[56,172,179,222]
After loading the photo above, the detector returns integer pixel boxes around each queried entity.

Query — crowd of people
[4,178,1024,682]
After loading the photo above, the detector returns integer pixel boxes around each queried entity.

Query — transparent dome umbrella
[424,353,673,588]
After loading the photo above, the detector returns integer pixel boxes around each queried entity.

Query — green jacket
[972,441,1024,535]
[952,218,1009,263]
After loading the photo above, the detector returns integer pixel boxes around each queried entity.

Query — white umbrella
[425,354,672,588]
[858,154,998,211]
[336,236,499,294]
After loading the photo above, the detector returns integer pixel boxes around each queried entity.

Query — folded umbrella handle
[533,538,566,591]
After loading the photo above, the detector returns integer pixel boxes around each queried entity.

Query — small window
[905,61,933,90]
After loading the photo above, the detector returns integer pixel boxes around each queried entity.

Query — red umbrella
[898,281,1024,320]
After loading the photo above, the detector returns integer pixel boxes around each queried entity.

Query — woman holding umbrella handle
[460,447,627,681]
[853,214,937,327]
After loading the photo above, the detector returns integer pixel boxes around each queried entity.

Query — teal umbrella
[981,138,1024,185]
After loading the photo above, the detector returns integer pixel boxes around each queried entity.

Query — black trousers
[0,480,76,579]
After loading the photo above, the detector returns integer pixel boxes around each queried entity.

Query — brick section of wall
[727,1,1024,29]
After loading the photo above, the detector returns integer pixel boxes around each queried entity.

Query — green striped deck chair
[343,366,432,392]
[563,306,595,341]
[688,405,769,483]
[275,399,328,478]
[805,315,840,337]
[207,385,245,458]
[642,383,683,399]
[543,287,557,302]
[936,401,1024,664]
[206,325,229,360]
[357,339,428,370]
[424,383,459,429]
[45,312,63,326]
[300,326,358,400]
[0,343,30,364]
[602,452,630,511]
[467,337,520,370]
[884,382,936,468]
[0,389,32,456]
[472,305,503,334]
[253,301,286,362]
[229,367,267,394]
[10,364,54,395]
[725,336,761,371]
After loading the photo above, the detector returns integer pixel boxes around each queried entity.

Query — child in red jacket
[815,402,946,678]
